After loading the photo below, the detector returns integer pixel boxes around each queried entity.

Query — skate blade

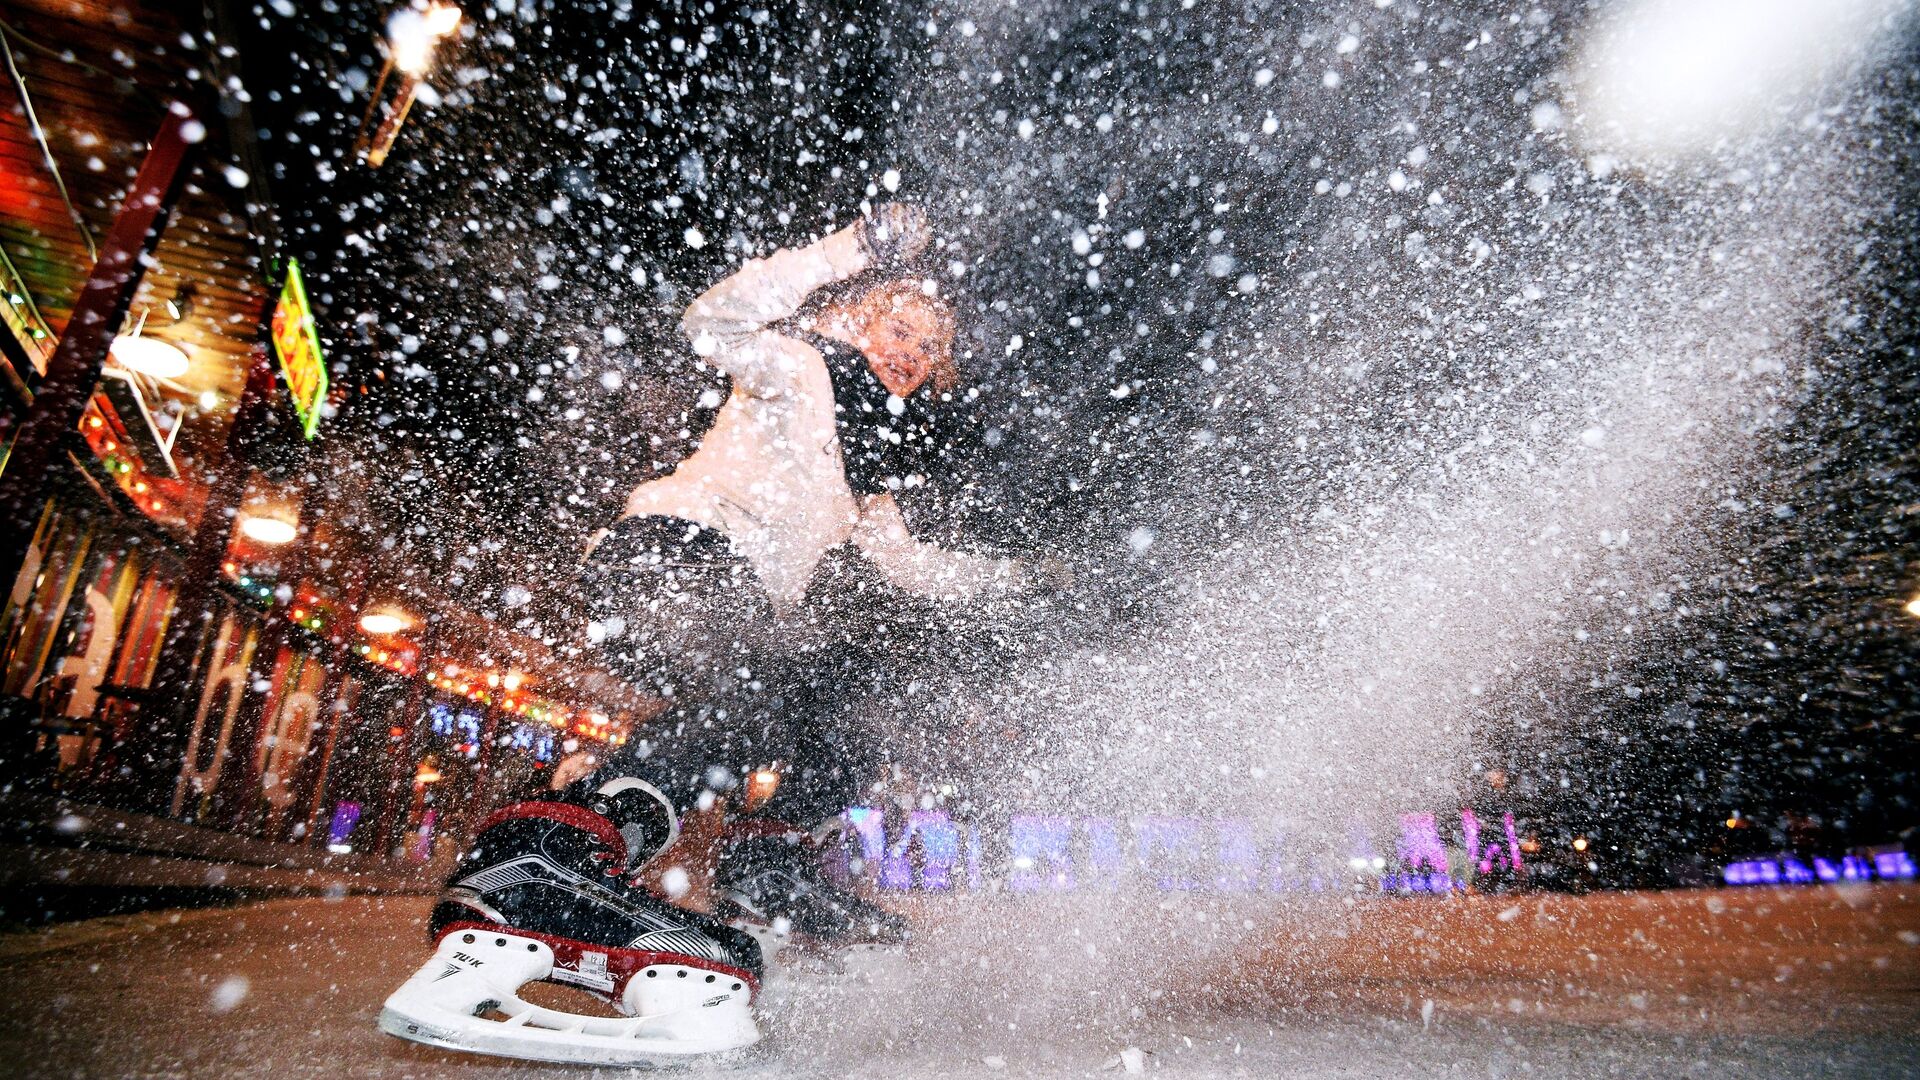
[378,929,759,1069]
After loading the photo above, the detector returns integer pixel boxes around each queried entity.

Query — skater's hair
[826,278,960,393]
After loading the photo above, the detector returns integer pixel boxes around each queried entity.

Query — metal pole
[287,574,367,843]
[212,483,311,833]
[120,341,278,814]
[378,621,440,859]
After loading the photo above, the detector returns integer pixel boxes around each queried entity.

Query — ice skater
[569,200,1054,945]
[582,202,1046,694]
[382,203,1055,1067]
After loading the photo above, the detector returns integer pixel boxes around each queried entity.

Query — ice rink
[1,884,1914,1078]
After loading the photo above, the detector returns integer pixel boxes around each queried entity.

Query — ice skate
[378,782,763,1068]
[716,830,910,977]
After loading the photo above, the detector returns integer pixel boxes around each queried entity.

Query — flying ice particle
[882,168,901,192]
[209,976,250,1014]
[684,227,706,249]
[1126,526,1157,555]
[660,866,691,898]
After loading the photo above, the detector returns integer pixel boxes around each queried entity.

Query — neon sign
[270,258,329,439]
[844,807,1528,895]
[1723,850,1915,886]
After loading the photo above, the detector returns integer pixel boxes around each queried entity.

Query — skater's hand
[860,202,931,266]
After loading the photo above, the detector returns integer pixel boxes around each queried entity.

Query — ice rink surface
[0,885,1914,1078]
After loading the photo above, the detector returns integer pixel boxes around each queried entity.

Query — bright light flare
[1572,0,1907,163]
[387,10,436,75]
[425,2,463,36]
[238,514,297,545]
[388,3,462,76]
[359,610,414,635]
[109,335,190,378]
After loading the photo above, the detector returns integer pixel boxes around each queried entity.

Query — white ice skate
[379,927,760,1068]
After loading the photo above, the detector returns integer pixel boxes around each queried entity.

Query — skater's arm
[680,226,871,397]
[850,493,1025,600]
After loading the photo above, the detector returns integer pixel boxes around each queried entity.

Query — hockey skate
[715,829,910,977]
[379,782,764,1068]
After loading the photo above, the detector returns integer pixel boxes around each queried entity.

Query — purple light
[1873,851,1917,879]
[325,801,361,847]
[1008,815,1075,892]
[410,810,437,862]
[1215,820,1260,893]
[1137,817,1201,891]
[1398,813,1448,874]
[966,825,984,892]
[846,807,885,861]
[1462,809,1525,875]
[1084,819,1124,892]
[908,810,959,891]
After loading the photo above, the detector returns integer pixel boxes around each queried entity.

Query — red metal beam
[0,108,195,584]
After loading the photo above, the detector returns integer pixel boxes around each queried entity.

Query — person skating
[572,201,1061,889]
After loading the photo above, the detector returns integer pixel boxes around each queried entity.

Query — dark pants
[582,516,771,696]
[579,516,869,824]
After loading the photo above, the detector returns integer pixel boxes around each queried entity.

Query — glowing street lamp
[357,2,465,167]
[1906,594,1920,619]
[359,609,415,635]
[744,767,783,811]
[108,334,191,379]
[238,512,297,545]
